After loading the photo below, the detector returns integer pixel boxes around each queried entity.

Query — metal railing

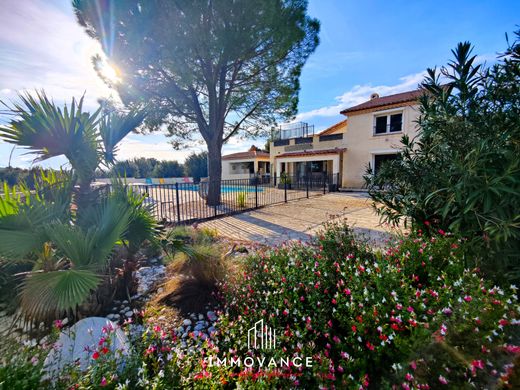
[133,173,340,225]
[271,122,314,141]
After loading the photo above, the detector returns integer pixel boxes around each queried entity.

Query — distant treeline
[1,152,209,188]
[0,167,52,189]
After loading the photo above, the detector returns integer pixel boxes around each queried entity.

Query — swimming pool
[180,184,264,193]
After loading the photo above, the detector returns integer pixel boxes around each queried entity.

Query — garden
[0,9,519,390]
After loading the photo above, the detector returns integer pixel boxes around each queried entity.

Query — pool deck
[199,192,396,247]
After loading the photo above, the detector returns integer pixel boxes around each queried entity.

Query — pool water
[180,184,263,193]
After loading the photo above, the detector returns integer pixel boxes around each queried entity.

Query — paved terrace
[200,192,395,246]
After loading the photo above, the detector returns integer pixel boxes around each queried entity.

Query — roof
[340,89,424,115]
[275,148,346,159]
[222,150,270,160]
[318,119,348,136]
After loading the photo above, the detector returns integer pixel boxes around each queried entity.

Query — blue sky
[0,0,518,168]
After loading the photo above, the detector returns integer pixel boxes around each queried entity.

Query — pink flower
[53,320,63,329]
[471,360,485,370]
[505,345,520,354]
[438,375,448,385]
[463,295,472,302]
[405,373,414,381]
[344,288,351,296]
[92,351,100,360]
[438,229,446,236]
[407,306,414,313]
[100,377,107,387]
[331,298,337,305]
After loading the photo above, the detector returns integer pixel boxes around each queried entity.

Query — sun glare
[98,61,121,83]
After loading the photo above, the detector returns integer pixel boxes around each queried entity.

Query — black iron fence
[132,172,340,225]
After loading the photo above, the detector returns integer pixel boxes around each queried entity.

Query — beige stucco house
[221,145,270,180]
[269,89,422,189]
[269,120,347,186]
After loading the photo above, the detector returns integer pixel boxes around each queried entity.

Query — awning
[275,148,346,158]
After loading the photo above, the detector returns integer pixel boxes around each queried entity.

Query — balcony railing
[272,122,314,141]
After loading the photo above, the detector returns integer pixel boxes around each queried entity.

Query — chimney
[370,93,380,100]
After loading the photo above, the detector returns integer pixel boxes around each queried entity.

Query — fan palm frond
[20,269,101,321]
[0,91,100,163]
[99,107,147,165]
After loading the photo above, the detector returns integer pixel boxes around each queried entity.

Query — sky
[0,0,518,169]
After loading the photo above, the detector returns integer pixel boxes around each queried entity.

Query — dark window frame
[373,111,404,135]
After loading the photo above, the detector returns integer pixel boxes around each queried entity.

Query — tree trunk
[206,141,222,206]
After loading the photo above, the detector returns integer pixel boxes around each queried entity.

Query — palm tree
[0,91,149,321]
[0,90,146,220]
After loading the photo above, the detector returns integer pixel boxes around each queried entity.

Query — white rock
[125,311,133,318]
[43,317,129,381]
[183,319,192,326]
[122,300,129,304]
[198,314,204,321]
[207,311,217,321]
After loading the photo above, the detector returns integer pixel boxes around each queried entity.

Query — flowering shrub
[2,222,518,389]
[208,222,520,388]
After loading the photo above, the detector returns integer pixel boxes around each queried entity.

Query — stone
[122,300,129,304]
[194,323,205,332]
[125,311,133,318]
[43,317,129,381]
[198,314,204,321]
[183,319,192,326]
[208,326,216,335]
[207,311,217,322]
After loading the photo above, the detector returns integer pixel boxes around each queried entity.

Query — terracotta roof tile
[340,89,424,115]
[222,150,270,160]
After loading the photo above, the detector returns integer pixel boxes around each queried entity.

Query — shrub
[4,223,518,389]
[236,192,247,208]
[208,222,519,388]
[365,32,520,282]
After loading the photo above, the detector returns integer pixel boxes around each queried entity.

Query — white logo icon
[247,319,276,350]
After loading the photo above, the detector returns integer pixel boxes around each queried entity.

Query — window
[230,162,254,174]
[374,112,403,134]
[374,153,398,175]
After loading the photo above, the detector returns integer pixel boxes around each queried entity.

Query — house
[269,120,347,186]
[221,145,270,180]
[269,88,423,189]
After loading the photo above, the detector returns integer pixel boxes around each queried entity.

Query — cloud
[295,71,427,122]
[0,0,116,110]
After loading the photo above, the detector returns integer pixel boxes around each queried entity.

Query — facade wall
[222,157,270,180]
[270,123,348,178]
[342,104,420,188]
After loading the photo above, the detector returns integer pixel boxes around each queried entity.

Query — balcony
[271,122,314,141]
